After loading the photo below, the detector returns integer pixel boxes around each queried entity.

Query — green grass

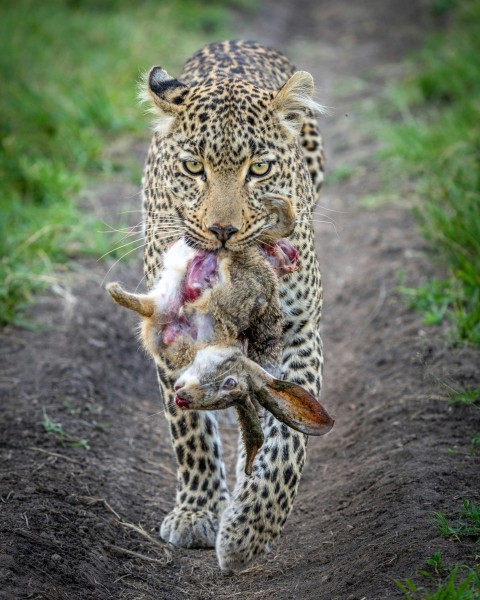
[377,0,480,345]
[434,498,480,543]
[43,410,90,450]
[396,495,480,597]
[448,386,480,406]
[396,559,480,600]
[470,434,480,456]
[0,0,242,327]
[399,280,454,327]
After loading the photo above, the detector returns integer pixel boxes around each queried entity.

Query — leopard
[140,39,327,572]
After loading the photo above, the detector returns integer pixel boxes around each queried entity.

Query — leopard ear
[273,71,323,137]
[140,67,190,133]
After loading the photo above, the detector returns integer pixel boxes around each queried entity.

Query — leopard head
[142,67,320,252]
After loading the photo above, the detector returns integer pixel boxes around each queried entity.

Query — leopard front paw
[160,508,219,548]
[216,527,257,573]
[216,509,267,572]
[215,490,283,572]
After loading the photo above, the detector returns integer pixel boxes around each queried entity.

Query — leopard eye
[222,376,237,390]
[249,162,272,177]
[183,160,204,176]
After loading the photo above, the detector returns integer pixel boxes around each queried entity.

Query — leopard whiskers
[134,270,152,293]
[135,231,187,291]
[100,241,145,286]
[265,189,338,218]
[98,236,144,261]
[99,219,143,235]
[100,225,183,261]
[101,231,180,286]
[295,215,339,238]
[101,215,185,241]
[313,204,350,214]
[297,209,337,226]
[267,189,338,223]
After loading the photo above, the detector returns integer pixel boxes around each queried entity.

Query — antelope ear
[143,66,189,116]
[273,71,321,137]
[256,378,334,435]
[106,283,155,318]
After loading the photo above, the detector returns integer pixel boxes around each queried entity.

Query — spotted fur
[141,39,326,571]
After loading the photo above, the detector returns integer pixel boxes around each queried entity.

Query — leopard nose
[208,224,239,242]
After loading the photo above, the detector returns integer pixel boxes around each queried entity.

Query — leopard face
[142,66,319,256]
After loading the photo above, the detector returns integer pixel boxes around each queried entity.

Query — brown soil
[1,1,479,599]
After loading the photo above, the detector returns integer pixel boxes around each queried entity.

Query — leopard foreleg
[216,325,323,570]
[157,370,230,548]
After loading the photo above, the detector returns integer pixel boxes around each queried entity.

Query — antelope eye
[222,377,237,390]
[183,160,204,176]
[249,162,272,177]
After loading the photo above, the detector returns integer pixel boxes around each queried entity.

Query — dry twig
[77,495,171,556]
[30,446,83,465]
[106,544,172,565]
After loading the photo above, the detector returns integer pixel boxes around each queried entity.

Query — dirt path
[1,2,479,599]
